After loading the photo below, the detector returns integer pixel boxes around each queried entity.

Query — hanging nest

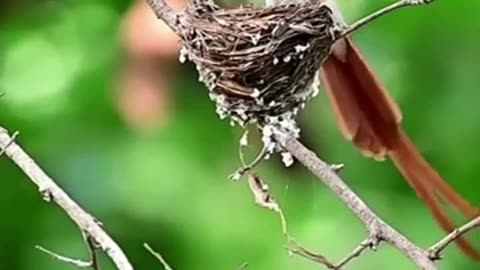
[177,0,343,127]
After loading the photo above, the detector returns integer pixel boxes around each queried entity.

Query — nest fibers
[177,0,344,155]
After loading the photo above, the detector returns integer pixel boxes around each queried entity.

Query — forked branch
[0,127,133,270]
[275,134,436,270]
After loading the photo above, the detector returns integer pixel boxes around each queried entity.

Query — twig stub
[427,216,480,260]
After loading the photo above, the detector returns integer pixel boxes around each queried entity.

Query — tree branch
[340,0,435,38]
[0,127,133,270]
[333,236,378,269]
[427,216,480,260]
[275,134,437,270]
[146,0,180,31]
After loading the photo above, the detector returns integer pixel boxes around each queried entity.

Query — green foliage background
[1,1,479,269]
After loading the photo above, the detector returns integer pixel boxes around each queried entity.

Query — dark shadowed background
[1,0,480,269]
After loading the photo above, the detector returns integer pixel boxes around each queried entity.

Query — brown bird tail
[320,37,480,259]
[390,131,480,259]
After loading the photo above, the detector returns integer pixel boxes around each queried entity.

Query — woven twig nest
[178,1,342,123]
[175,1,344,157]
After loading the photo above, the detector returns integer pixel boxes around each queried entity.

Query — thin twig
[340,0,435,38]
[144,243,175,270]
[229,130,268,181]
[333,236,379,269]
[235,262,249,270]
[240,146,268,173]
[427,216,480,260]
[36,245,92,268]
[230,146,268,181]
[244,171,335,268]
[0,127,133,270]
[287,241,335,269]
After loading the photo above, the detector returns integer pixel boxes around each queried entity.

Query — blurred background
[1,0,480,269]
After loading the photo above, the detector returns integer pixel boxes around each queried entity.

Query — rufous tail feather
[320,37,480,259]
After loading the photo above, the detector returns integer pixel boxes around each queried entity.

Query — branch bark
[275,134,437,270]
[428,216,480,260]
[0,127,133,270]
[146,0,179,31]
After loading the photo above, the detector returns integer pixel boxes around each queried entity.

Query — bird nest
[177,1,342,128]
